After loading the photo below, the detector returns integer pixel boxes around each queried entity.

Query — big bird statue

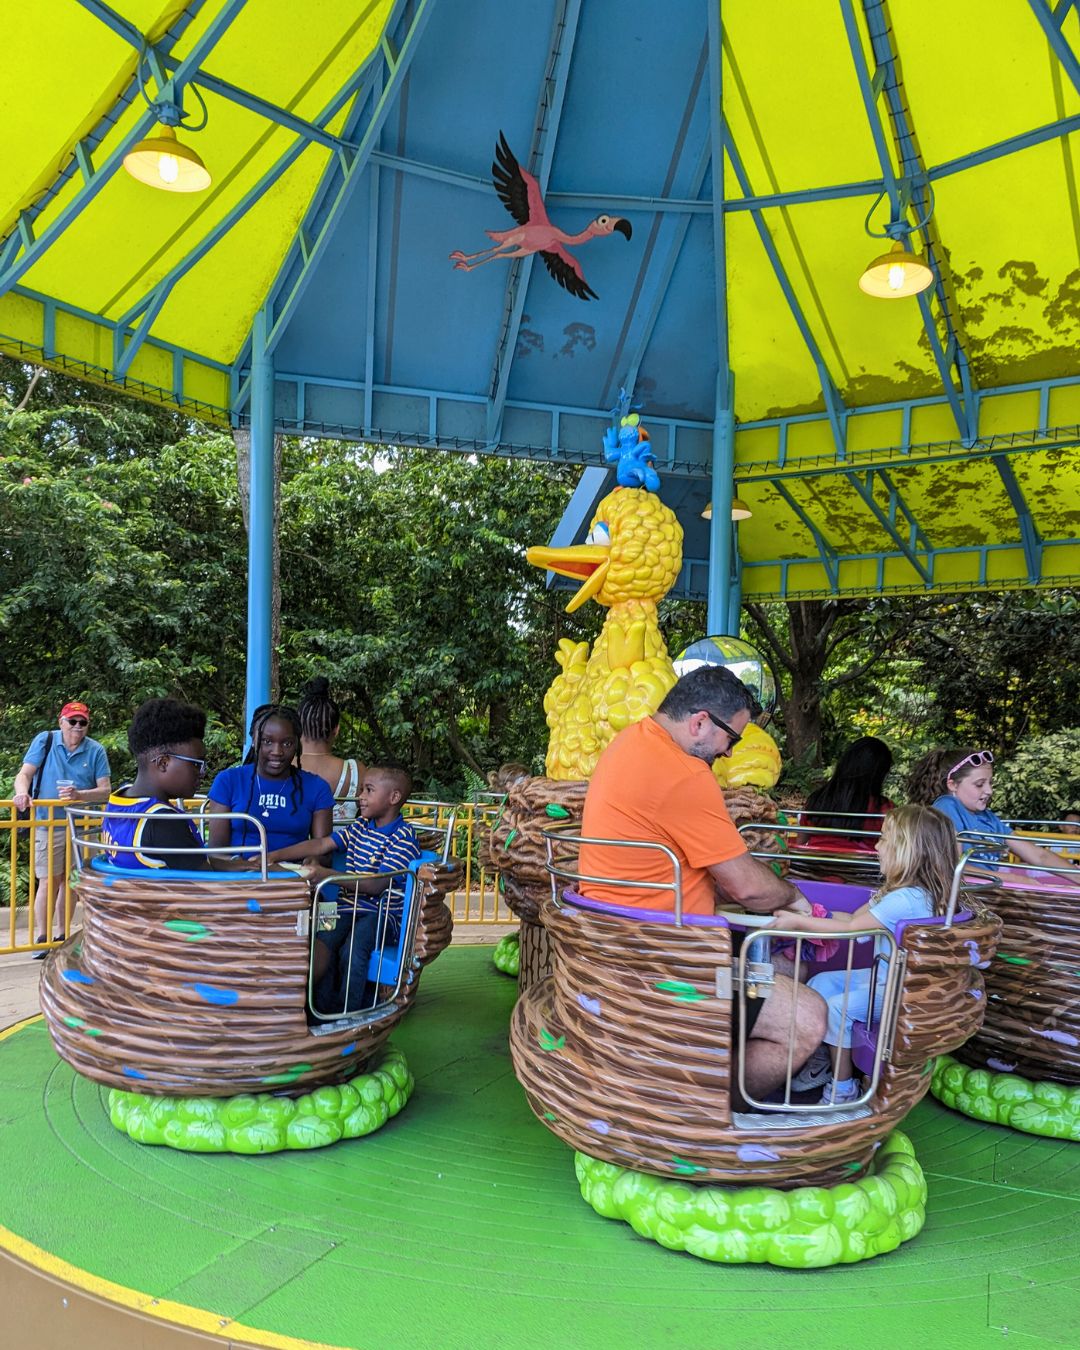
[526,482,683,780]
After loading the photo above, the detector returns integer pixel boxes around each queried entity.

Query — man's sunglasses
[703,710,742,747]
[64,717,88,727]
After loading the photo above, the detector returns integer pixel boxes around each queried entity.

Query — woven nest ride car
[929,848,1080,1141]
[508,827,1002,1268]
[38,808,456,1154]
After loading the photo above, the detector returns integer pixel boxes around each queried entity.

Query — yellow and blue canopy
[2,0,1078,599]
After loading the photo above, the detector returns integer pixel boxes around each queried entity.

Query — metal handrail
[66,806,272,880]
[307,856,431,1024]
[539,825,686,924]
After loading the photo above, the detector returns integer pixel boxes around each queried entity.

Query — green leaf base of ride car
[106,1046,414,1153]
[931,1055,1080,1140]
[493,932,520,977]
[574,1131,926,1267]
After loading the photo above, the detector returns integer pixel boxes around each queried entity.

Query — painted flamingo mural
[449,133,631,300]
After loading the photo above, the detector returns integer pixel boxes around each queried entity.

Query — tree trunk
[233,427,283,700]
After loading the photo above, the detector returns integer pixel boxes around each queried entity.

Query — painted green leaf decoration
[670,1155,707,1175]
[164,920,210,940]
[654,980,705,1002]
[996,953,1031,965]
[543,1111,557,1122]
[261,1063,314,1085]
[545,803,570,819]
[538,1028,565,1052]
[84,1027,102,1036]
[63,1016,85,1029]
[503,828,518,849]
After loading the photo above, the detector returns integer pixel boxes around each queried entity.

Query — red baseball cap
[60,701,90,722]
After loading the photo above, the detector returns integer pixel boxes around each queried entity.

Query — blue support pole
[706,2,737,636]
[245,308,275,734]
[707,390,736,632]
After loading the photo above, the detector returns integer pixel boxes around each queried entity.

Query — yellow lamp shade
[123,126,212,193]
[859,239,933,298]
[701,497,753,521]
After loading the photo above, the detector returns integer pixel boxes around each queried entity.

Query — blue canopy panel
[257,0,719,473]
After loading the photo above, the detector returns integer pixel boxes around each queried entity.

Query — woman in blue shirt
[206,705,334,864]
[909,748,1078,875]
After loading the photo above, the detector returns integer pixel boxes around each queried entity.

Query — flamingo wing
[493,132,546,227]
[539,244,598,301]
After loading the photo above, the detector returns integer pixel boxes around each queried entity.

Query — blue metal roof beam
[603,37,711,412]
[852,0,978,445]
[0,0,222,295]
[876,467,932,553]
[772,481,840,592]
[1029,0,1080,89]
[844,469,932,583]
[77,0,389,156]
[991,455,1044,582]
[111,64,377,378]
[485,0,583,445]
[262,0,438,361]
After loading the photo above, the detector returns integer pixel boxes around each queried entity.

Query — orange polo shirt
[578,717,747,915]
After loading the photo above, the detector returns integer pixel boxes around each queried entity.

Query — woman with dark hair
[802,735,894,854]
[205,704,335,863]
[297,677,364,825]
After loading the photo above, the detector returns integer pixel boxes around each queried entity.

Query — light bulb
[887,262,906,291]
[158,153,180,185]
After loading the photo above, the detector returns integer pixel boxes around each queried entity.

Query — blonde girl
[768,805,958,1103]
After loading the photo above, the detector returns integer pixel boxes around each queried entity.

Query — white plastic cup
[56,779,75,800]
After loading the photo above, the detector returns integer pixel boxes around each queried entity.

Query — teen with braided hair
[908,747,1079,878]
[205,704,335,862]
[297,677,364,825]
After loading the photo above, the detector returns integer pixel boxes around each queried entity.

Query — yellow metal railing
[1,796,515,957]
[3,801,76,956]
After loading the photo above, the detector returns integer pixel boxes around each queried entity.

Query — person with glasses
[12,699,112,951]
[579,665,826,1099]
[908,747,1079,876]
[102,698,237,872]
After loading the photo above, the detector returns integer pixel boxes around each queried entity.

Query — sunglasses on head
[64,717,88,727]
[948,750,993,777]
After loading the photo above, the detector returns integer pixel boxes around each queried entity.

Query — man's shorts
[32,825,68,880]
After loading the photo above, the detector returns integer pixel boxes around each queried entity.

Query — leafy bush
[991,730,1080,821]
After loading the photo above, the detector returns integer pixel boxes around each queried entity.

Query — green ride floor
[2,944,1079,1350]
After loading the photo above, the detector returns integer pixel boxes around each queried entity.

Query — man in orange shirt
[580,666,826,1098]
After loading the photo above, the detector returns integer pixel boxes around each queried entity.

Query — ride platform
[1,946,1078,1349]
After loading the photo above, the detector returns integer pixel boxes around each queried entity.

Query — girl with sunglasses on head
[908,748,1078,876]
[205,704,335,864]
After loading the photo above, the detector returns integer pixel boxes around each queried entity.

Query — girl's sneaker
[818,1076,860,1104]
[790,1046,831,1092]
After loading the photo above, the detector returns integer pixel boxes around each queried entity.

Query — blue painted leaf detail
[577,994,602,1016]
[184,982,239,1006]
[736,1144,780,1162]
[247,898,262,913]
[122,1067,148,1080]
[61,969,95,984]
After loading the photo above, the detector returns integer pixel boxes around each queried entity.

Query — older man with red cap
[13,700,111,955]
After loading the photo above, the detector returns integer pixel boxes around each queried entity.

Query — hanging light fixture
[859,239,932,299]
[123,124,212,192]
[122,68,212,194]
[859,181,935,299]
[701,497,752,522]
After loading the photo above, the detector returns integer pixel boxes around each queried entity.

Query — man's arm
[707,852,810,914]
[72,775,111,804]
[12,760,38,812]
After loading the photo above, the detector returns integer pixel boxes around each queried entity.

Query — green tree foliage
[0,363,589,795]
[990,729,1080,820]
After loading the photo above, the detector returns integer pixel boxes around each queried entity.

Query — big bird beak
[526,543,610,613]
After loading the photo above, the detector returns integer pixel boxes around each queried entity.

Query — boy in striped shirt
[275,766,420,1015]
